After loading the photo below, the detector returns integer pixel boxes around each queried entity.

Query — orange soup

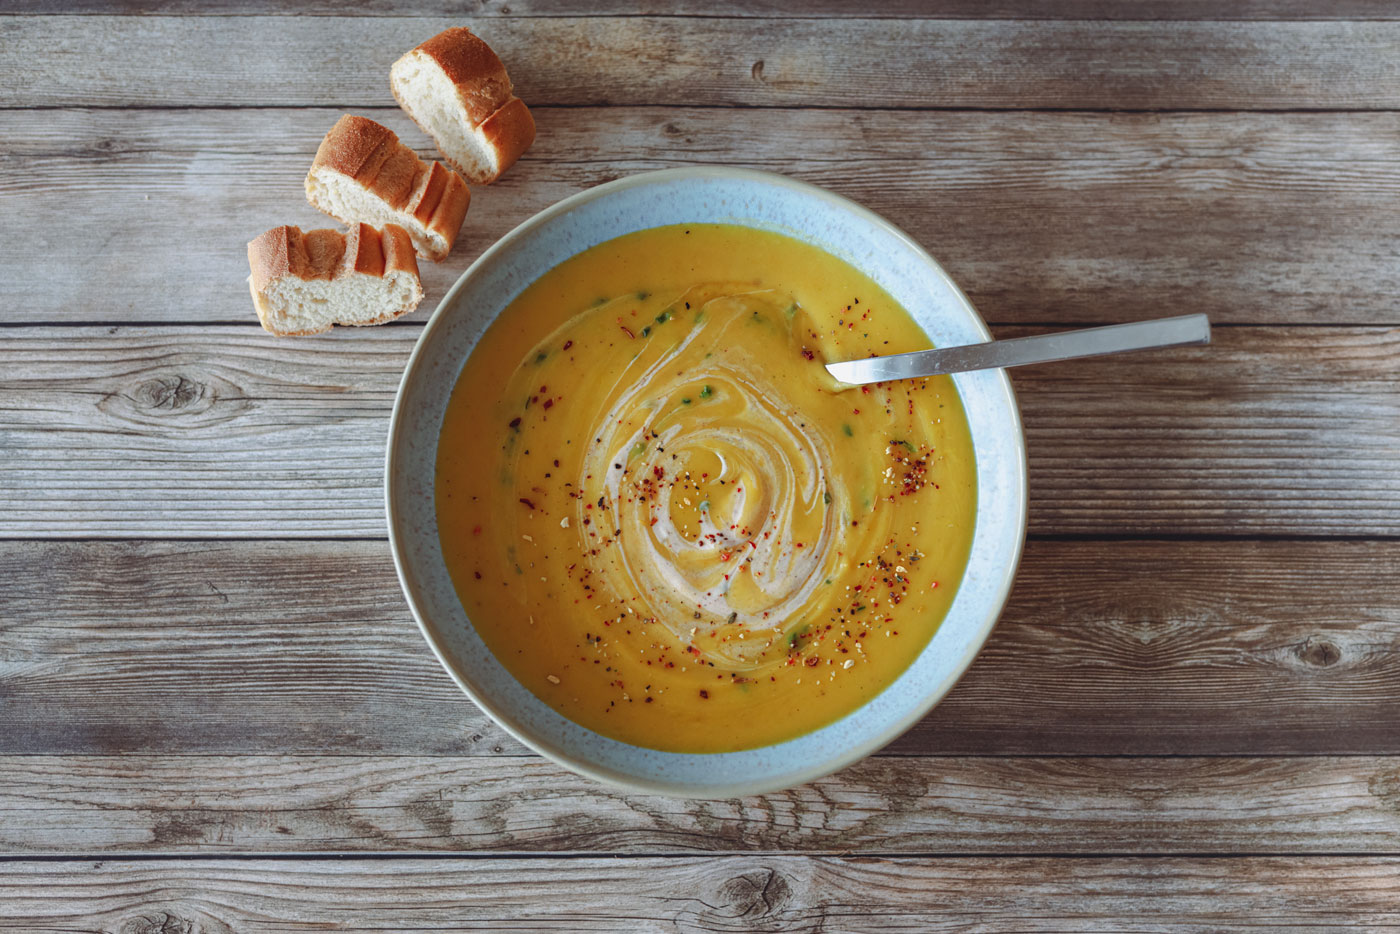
[436,224,976,752]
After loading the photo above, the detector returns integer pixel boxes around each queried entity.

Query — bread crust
[248,225,345,292]
[246,223,423,336]
[307,115,470,261]
[391,28,536,184]
[476,96,536,181]
[377,223,421,279]
[411,161,471,248]
[406,27,513,126]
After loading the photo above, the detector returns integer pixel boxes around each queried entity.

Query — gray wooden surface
[2,3,1399,931]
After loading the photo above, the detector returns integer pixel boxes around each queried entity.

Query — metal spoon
[825,313,1211,386]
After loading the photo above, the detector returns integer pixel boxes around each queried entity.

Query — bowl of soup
[386,167,1027,797]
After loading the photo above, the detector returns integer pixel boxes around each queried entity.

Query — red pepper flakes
[519,498,536,509]
[564,340,573,350]
[509,417,522,429]
[699,689,710,699]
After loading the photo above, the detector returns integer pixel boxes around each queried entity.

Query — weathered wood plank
[4,17,1400,110]
[7,107,1400,327]
[1,857,1398,931]
[3,754,1400,855]
[2,539,1396,756]
[8,2,1400,20]
[1,326,1394,538]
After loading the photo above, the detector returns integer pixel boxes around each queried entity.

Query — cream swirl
[505,284,866,670]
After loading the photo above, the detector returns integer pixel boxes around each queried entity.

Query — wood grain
[5,17,1400,110]
[1,326,1395,539]
[2,857,1398,932]
[4,754,1400,855]
[2,539,1396,757]
[8,107,1400,326]
[8,2,1400,20]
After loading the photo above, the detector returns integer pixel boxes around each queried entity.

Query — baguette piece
[247,223,424,336]
[390,27,536,185]
[305,115,470,262]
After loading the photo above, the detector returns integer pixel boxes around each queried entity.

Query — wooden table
[3,2,1399,929]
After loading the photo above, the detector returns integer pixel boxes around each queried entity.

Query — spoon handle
[825,314,1211,385]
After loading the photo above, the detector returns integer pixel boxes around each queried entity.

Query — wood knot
[133,375,204,411]
[715,867,792,928]
[97,367,247,430]
[751,59,766,82]
[120,913,198,934]
[1368,769,1400,815]
[1296,637,1342,668]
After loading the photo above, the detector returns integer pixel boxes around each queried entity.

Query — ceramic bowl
[386,167,1027,798]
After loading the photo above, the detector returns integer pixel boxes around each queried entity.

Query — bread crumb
[547,674,560,684]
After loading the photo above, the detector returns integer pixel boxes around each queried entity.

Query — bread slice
[247,223,424,336]
[305,115,470,262]
[390,27,536,185]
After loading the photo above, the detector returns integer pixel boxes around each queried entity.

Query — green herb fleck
[637,290,650,300]
[784,302,798,318]
[534,351,548,364]
[641,326,651,337]
[681,397,692,405]
[655,311,670,324]
[700,385,713,399]
[823,490,831,505]
[842,424,854,437]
